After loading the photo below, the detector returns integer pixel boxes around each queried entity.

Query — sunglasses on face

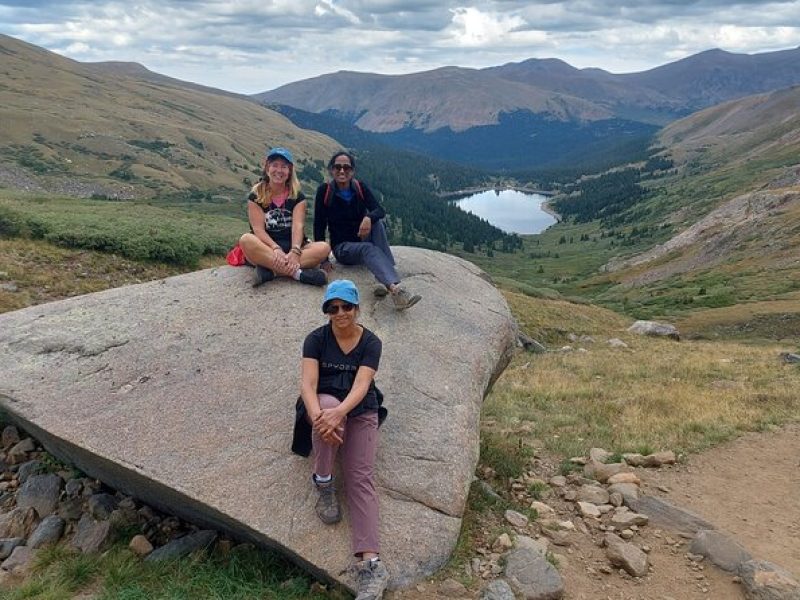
[325,302,356,315]
[332,164,353,172]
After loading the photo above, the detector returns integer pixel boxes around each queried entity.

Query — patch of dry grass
[486,293,800,459]
[0,238,222,314]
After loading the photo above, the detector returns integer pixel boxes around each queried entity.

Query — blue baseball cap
[322,279,360,312]
[266,147,293,164]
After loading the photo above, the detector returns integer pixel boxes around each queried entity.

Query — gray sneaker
[354,558,390,600]
[298,268,327,287]
[391,287,421,310]
[373,284,389,297]
[252,266,275,287]
[314,477,341,524]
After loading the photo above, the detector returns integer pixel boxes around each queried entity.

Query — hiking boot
[373,284,389,297]
[252,266,275,287]
[391,287,421,311]
[354,558,390,600]
[299,268,327,287]
[314,478,341,524]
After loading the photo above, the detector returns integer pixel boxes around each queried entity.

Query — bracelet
[290,248,302,256]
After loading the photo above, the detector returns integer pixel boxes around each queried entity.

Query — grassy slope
[0,34,338,197]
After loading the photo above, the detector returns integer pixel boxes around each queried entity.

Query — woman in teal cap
[294,279,390,600]
[239,147,330,286]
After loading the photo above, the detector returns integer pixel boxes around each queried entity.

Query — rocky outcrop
[0,247,516,591]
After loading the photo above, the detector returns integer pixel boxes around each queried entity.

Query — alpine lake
[453,189,557,235]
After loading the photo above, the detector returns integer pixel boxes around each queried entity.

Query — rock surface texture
[0,247,515,591]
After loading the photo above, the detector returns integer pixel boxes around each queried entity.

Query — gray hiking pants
[333,220,399,287]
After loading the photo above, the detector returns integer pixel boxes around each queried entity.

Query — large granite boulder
[0,247,515,591]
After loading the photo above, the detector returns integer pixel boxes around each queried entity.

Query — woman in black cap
[239,147,330,286]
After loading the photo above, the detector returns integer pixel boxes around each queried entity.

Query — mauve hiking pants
[332,220,399,287]
[312,393,380,556]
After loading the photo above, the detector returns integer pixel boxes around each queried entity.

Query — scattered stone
[780,352,800,364]
[519,333,547,354]
[691,529,753,573]
[607,338,629,348]
[541,528,571,547]
[1,426,20,449]
[609,492,624,507]
[627,320,680,340]
[439,578,468,597]
[584,460,630,483]
[58,496,85,521]
[0,545,37,575]
[562,489,577,502]
[16,473,62,518]
[64,478,83,497]
[606,472,640,485]
[493,533,514,552]
[738,559,800,600]
[28,515,66,549]
[611,508,649,527]
[622,453,646,467]
[515,535,548,557]
[531,501,555,516]
[16,460,44,484]
[71,514,112,553]
[0,283,18,293]
[548,476,567,487]
[479,480,504,503]
[6,438,35,464]
[480,578,516,600]
[0,538,24,560]
[504,547,565,599]
[568,456,587,466]
[146,530,217,562]
[128,534,153,556]
[643,451,677,467]
[0,507,40,538]
[577,484,610,505]
[607,483,640,503]
[577,502,601,518]
[589,448,612,463]
[505,509,530,529]
[604,533,649,577]
[620,529,635,540]
[87,493,118,520]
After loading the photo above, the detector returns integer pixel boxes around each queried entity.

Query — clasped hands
[312,407,345,446]
[270,247,300,277]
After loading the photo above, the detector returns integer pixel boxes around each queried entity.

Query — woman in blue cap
[294,279,390,600]
[239,147,330,286]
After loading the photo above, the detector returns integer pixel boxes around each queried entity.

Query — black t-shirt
[248,191,306,248]
[302,323,382,417]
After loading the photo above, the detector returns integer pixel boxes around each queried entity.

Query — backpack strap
[324,179,366,206]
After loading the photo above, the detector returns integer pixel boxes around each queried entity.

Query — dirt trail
[641,422,800,577]
[390,423,800,600]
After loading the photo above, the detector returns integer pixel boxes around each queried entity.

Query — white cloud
[2,0,800,91]
[446,7,526,47]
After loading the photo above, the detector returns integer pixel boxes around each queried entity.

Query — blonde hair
[251,160,302,207]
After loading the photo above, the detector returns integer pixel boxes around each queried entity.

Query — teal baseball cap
[322,279,360,313]
[266,147,293,164]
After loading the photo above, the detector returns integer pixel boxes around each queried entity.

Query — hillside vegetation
[0,34,338,199]
[460,86,800,338]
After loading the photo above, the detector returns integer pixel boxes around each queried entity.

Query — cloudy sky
[2,0,799,94]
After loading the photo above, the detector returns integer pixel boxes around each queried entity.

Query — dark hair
[328,151,356,170]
